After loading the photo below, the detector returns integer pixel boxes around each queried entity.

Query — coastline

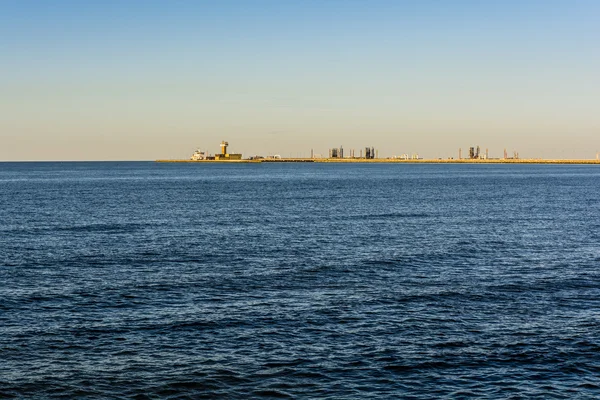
[156,158,600,165]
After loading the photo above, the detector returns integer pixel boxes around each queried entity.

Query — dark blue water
[1,162,600,398]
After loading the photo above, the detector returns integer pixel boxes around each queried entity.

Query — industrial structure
[328,145,377,159]
[466,145,490,160]
[469,146,480,159]
[502,148,519,160]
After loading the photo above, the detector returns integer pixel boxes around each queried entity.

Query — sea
[1,162,599,399]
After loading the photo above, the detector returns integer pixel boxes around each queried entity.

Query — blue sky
[1,0,599,160]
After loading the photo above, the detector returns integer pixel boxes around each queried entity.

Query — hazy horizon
[2,0,599,161]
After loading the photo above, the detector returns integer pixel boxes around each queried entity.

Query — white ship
[190,150,206,161]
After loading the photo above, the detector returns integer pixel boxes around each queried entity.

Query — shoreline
[156,158,600,165]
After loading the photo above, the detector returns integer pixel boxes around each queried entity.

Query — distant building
[361,147,376,159]
[213,140,242,160]
[328,146,349,158]
[468,145,483,159]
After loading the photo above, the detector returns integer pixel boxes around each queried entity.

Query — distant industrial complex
[458,146,518,160]
[328,146,377,159]
[157,141,600,164]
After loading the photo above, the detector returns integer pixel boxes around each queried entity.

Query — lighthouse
[220,141,229,155]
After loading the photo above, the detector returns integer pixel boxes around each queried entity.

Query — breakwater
[157,158,600,164]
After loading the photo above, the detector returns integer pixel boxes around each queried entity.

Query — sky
[1,0,599,160]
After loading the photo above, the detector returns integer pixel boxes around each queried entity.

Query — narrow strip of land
[157,158,600,164]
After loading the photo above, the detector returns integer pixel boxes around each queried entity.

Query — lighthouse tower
[220,141,229,155]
